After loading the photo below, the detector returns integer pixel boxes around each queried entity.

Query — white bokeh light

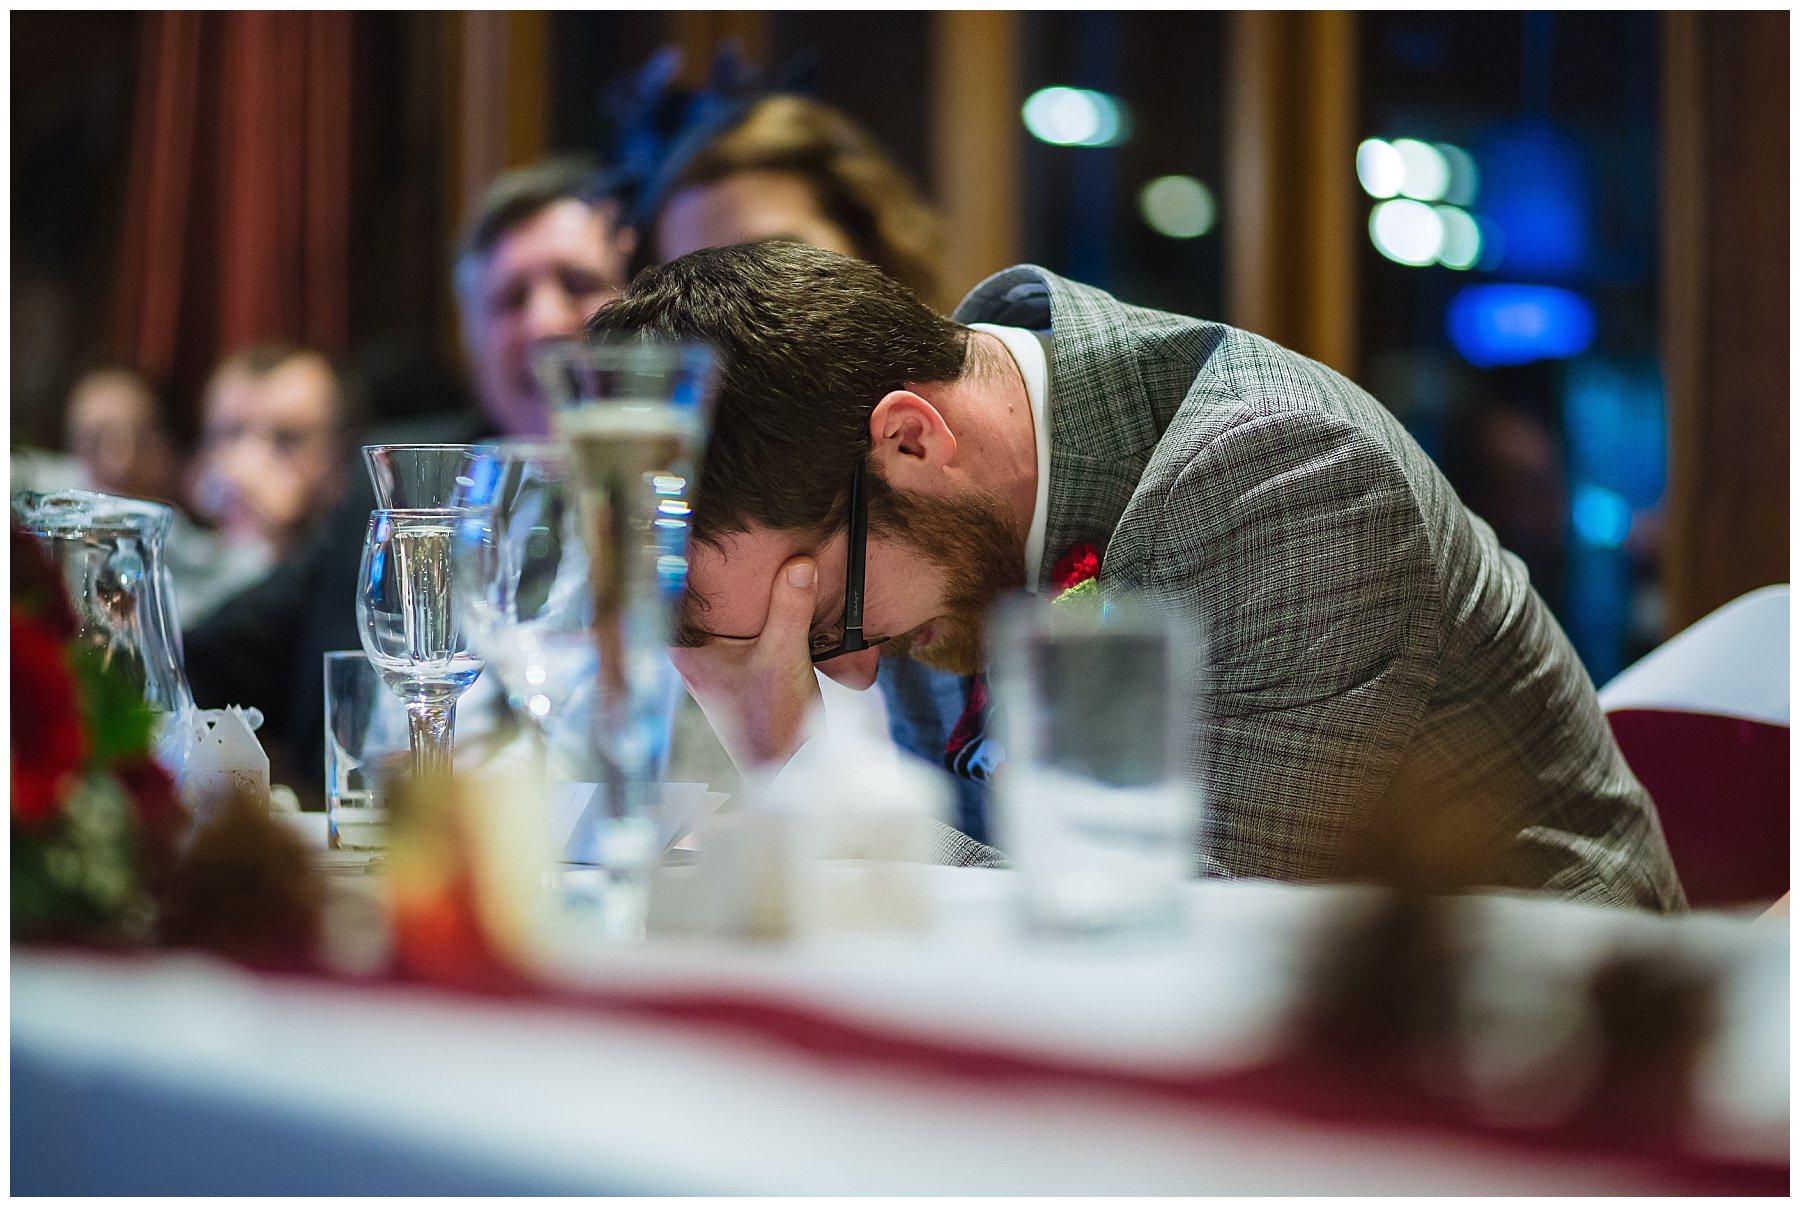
[1435,205,1482,269]
[1436,142,1481,207]
[1370,199,1445,266]
[1139,175,1216,238]
[1356,138,1404,199]
[1022,87,1129,147]
[1392,138,1450,201]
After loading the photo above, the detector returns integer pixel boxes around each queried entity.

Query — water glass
[322,651,411,850]
[988,591,1204,936]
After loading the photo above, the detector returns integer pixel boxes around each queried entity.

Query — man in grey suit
[587,240,1685,911]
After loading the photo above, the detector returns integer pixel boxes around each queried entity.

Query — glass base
[327,792,390,851]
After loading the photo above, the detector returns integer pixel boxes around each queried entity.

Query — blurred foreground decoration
[1298,752,1720,1153]
[1296,891,1718,1147]
[11,526,321,962]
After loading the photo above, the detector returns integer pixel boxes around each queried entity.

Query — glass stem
[407,699,456,782]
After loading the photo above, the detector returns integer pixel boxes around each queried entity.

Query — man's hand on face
[668,555,823,772]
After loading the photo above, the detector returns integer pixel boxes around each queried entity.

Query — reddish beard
[871,486,1024,676]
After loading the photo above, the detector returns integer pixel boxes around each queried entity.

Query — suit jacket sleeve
[1119,405,1442,881]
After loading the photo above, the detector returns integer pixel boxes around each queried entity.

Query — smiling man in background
[452,159,636,438]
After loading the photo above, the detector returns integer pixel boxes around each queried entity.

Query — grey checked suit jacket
[892,266,1686,911]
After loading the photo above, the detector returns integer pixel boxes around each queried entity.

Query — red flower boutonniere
[1049,542,1101,607]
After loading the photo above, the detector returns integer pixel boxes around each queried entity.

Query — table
[11,866,1788,1195]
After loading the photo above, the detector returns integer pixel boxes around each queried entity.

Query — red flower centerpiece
[11,527,184,941]
[11,611,87,827]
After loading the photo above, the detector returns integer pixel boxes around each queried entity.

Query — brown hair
[634,95,945,307]
[203,343,354,438]
[586,239,970,547]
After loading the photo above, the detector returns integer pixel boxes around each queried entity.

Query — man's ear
[868,390,956,489]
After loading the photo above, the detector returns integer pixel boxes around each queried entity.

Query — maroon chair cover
[1607,708,1789,909]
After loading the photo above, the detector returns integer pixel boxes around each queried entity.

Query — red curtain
[112,11,352,430]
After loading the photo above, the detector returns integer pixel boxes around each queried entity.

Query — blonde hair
[640,95,946,307]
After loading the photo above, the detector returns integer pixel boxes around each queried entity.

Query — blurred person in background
[632,93,944,309]
[190,343,350,567]
[17,363,261,625]
[61,364,183,501]
[455,156,638,439]
[184,156,634,801]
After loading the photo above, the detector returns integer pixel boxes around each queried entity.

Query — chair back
[1599,585,1789,909]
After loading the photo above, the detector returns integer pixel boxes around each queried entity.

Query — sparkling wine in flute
[559,405,703,703]
[385,523,482,699]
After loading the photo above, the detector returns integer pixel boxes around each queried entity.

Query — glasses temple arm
[842,461,867,645]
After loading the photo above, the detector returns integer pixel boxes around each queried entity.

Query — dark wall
[12,12,142,448]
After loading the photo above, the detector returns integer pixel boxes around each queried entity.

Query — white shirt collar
[967,322,1052,592]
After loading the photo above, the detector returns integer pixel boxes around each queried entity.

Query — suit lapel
[954,266,1171,588]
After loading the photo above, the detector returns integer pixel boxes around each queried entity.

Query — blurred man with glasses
[590,239,1686,909]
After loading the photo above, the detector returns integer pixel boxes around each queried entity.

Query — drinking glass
[357,508,485,782]
[322,650,411,850]
[363,443,480,510]
[14,489,199,780]
[450,442,598,735]
[532,338,717,938]
[988,591,1205,937]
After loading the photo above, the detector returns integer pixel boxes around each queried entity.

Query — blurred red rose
[12,612,87,827]
[11,528,78,641]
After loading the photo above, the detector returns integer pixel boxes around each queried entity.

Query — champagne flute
[363,443,480,510]
[532,338,717,938]
[357,508,485,782]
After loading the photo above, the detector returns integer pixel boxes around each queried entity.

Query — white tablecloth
[11,867,1787,1195]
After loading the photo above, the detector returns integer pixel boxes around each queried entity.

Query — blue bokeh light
[1571,483,1633,549]
[1447,283,1597,368]
[1476,120,1590,278]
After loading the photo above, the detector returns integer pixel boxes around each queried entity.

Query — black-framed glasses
[808,460,885,664]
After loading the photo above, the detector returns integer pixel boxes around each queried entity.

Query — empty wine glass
[451,442,605,744]
[357,508,485,781]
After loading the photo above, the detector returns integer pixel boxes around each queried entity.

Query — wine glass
[357,508,485,782]
[363,443,480,509]
[451,442,610,747]
[530,338,717,938]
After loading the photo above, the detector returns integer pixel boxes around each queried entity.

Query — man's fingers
[759,555,818,653]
